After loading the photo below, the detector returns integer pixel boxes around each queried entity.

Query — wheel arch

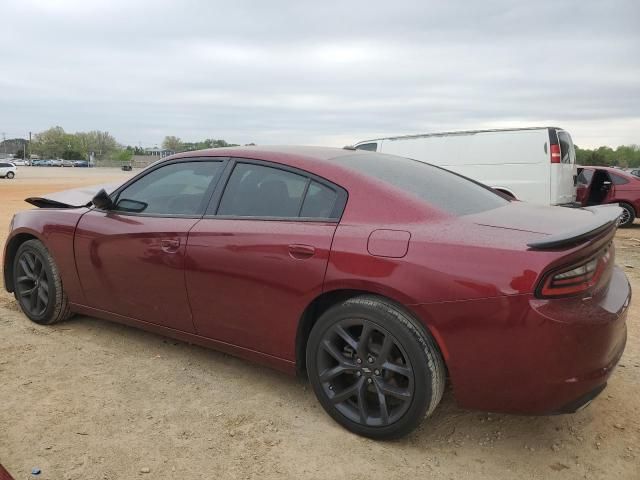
[3,232,41,292]
[616,199,637,215]
[295,288,447,377]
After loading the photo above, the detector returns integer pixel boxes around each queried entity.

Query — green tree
[162,136,183,152]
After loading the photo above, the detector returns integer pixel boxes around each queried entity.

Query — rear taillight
[550,144,561,164]
[538,245,612,298]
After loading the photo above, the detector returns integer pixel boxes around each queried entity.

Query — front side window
[577,169,594,185]
[114,160,222,215]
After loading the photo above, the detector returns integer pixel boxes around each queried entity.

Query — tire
[618,202,635,227]
[6,171,14,179]
[12,239,72,325]
[306,295,445,439]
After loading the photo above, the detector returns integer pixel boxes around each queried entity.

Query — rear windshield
[337,153,508,216]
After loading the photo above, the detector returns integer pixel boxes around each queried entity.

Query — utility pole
[1,132,6,156]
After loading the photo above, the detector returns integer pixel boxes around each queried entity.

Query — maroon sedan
[577,166,640,227]
[3,147,630,439]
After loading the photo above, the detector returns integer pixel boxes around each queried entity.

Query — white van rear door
[552,129,577,205]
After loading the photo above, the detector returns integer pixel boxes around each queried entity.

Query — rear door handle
[161,238,181,253]
[288,244,315,259]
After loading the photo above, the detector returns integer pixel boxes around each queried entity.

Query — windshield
[337,153,509,216]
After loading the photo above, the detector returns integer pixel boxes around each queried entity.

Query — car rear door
[74,158,226,332]
[185,159,347,361]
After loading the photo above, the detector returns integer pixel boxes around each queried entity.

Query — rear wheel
[618,202,636,227]
[306,295,445,439]
[13,239,72,325]
[6,171,15,179]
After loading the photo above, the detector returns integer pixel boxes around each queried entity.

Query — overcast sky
[1,0,639,148]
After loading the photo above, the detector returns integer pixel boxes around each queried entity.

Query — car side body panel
[4,209,87,304]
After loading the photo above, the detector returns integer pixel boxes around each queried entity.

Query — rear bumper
[411,266,630,415]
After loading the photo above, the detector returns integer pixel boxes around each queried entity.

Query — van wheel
[306,295,445,439]
[618,202,635,227]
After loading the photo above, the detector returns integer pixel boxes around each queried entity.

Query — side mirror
[115,198,147,213]
[92,189,115,210]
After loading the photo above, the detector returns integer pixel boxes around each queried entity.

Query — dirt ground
[0,167,638,480]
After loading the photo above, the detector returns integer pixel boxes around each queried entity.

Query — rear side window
[610,173,629,185]
[337,153,508,216]
[355,143,378,152]
[557,131,576,164]
[300,182,338,218]
[218,163,308,217]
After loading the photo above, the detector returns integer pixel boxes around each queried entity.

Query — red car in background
[577,166,640,227]
[3,147,631,439]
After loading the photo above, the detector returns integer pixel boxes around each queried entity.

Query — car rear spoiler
[527,204,622,250]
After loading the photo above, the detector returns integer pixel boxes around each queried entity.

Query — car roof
[580,165,638,179]
[169,145,358,163]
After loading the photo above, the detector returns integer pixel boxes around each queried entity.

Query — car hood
[25,183,118,209]
[466,202,622,249]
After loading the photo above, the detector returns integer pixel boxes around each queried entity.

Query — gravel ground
[0,167,638,479]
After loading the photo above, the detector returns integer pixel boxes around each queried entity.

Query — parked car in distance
[577,166,640,227]
[49,159,63,167]
[354,127,577,206]
[12,159,28,166]
[3,146,630,439]
[73,160,89,167]
[61,160,75,167]
[0,161,17,179]
[628,168,640,178]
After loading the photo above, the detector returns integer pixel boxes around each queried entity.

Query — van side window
[355,143,378,152]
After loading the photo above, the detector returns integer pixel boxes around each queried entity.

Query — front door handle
[288,244,315,259]
[161,238,180,253]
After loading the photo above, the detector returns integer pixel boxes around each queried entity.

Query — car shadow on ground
[48,313,596,455]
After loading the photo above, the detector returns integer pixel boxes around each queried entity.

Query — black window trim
[92,156,229,219]
[204,157,348,222]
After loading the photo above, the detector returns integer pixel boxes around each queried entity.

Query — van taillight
[550,144,561,164]
[538,245,612,298]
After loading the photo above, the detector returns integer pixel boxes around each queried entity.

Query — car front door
[576,168,594,206]
[74,158,225,332]
[185,159,347,361]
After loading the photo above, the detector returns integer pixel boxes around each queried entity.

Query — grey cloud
[1,0,639,147]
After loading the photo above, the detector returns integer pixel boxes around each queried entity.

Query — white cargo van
[354,127,577,206]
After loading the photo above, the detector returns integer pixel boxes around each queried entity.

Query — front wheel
[618,202,636,227]
[306,295,445,439]
[13,239,72,325]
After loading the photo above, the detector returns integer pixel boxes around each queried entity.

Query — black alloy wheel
[316,318,414,427]
[15,249,50,317]
[12,239,72,325]
[307,295,445,439]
